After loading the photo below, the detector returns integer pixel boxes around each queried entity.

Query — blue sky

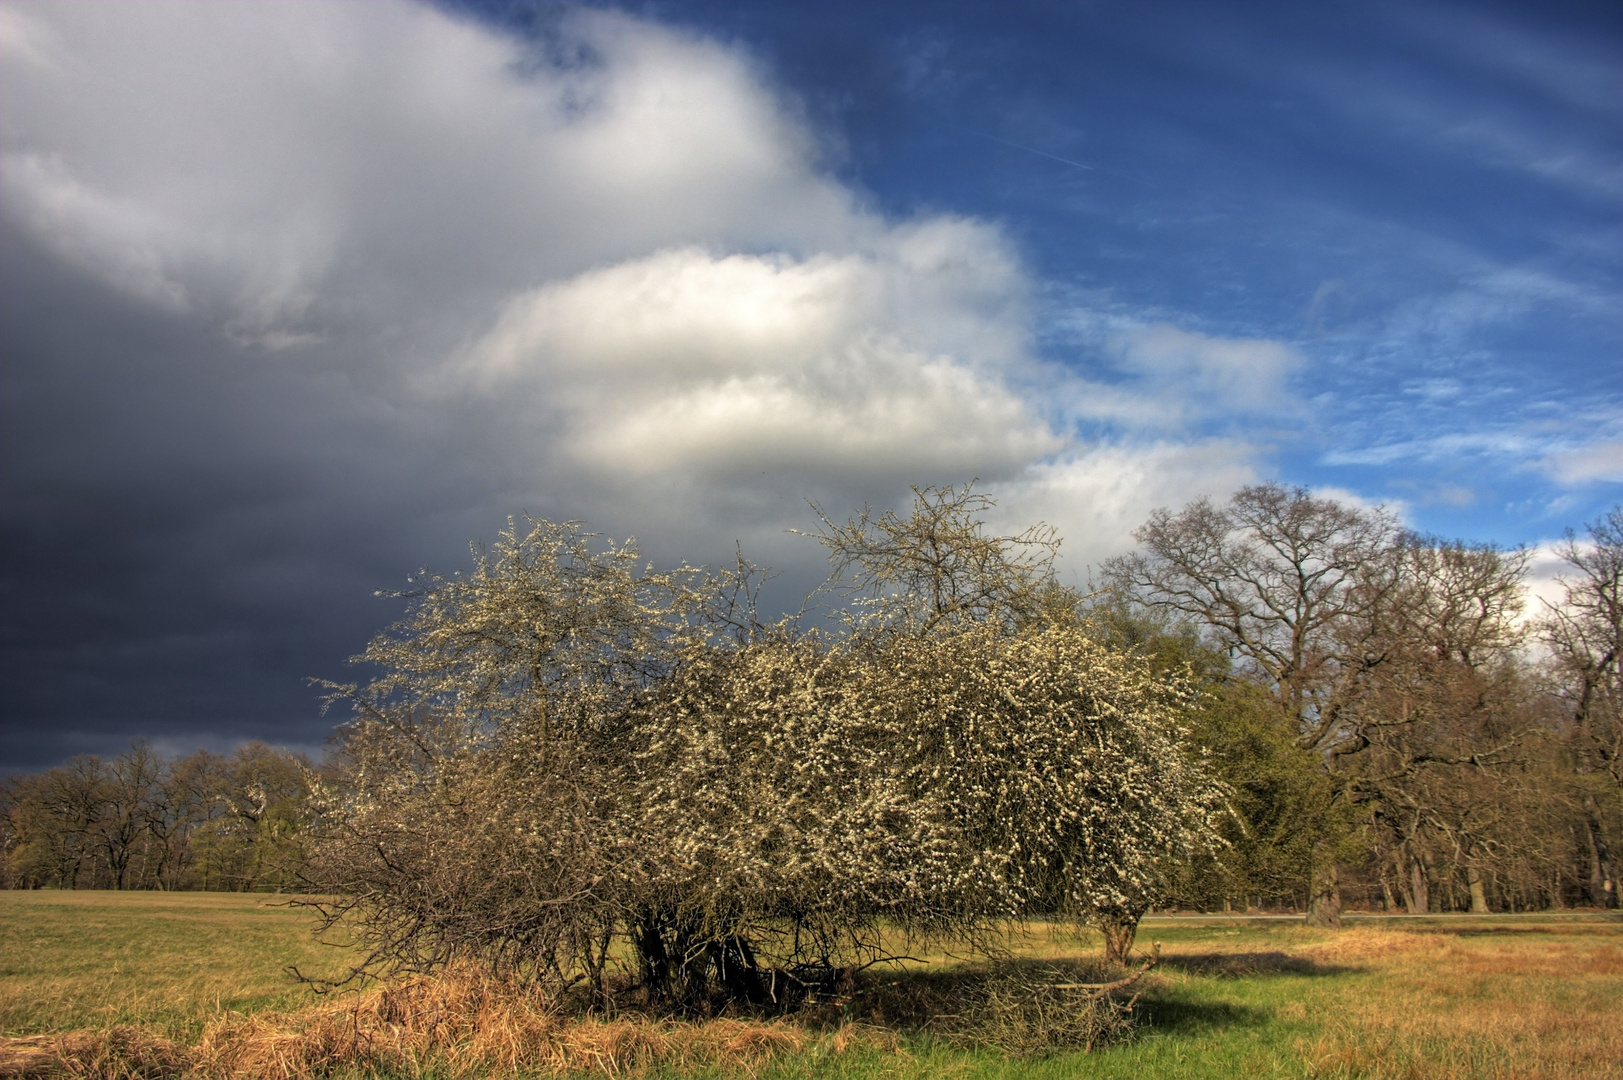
[1,0,1618,770]
[572,0,1623,542]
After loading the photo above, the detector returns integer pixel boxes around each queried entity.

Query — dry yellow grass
[1288,926,1623,1080]
[0,966,899,1079]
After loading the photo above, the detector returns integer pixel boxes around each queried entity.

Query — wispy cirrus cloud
[1542,440,1623,487]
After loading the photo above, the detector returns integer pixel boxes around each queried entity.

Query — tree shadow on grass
[1444,924,1623,939]
[1133,994,1267,1036]
[814,958,1153,1057]
[786,955,1328,1056]
[1159,951,1356,978]
[840,956,1121,1032]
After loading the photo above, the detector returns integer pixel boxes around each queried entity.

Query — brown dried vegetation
[1289,926,1623,1080]
[0,956,1160,1079]
[0,966,863,1079]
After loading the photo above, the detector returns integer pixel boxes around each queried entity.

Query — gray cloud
[0,1,1264,772]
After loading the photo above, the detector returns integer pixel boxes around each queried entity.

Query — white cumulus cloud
[458,234,1057,483]
[0,0,1267,581]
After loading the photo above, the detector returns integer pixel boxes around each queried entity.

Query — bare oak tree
[1347,539,1531,914]
[1541,506,1623,907]
[1105,484,1400,924]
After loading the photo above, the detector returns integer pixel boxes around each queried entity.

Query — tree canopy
[299,489,1224,1002]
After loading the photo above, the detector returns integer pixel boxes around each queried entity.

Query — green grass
[0,890,350,1038]
[722,925,1344,1080]
[753,915,1623,1080]
[2,892,1620,1078]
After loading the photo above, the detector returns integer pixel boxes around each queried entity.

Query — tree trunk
[1406,858,1429,914]
[1305,860,1342,928]
[1586,822,1605,906]
[1467,865,1489,914]
[1097,906,1143,963]
[634,912,673,1005]
[707,936,768,1006]
[1583,802,1617,909]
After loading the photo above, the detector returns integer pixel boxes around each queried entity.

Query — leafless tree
[0,742,313,891]
[1541,506,1622,907]
[1104,484,1403,924]
[1341,538,1531,913]
[806,481,1062,635]
[1106,485,1545,925]
[1106,484,1401,745]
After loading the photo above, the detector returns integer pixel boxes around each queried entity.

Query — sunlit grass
[0,890,349,1038]
[1,892,1619,1077]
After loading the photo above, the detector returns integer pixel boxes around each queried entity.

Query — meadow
[1,892,1620,1079]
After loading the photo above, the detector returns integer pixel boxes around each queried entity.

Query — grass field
[0,890,351,1038]
[2,892,1620,1078]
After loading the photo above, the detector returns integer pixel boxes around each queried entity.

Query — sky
[1,0,1619,773]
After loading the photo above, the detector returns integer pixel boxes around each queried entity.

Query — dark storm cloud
[7,1,1246,773]
[2,220,439,769]
[5,0,1615,773]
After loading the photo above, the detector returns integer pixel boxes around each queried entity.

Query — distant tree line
[1102,490,1620,924]
[1,487,1617,1000]
[0,741,312,891]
